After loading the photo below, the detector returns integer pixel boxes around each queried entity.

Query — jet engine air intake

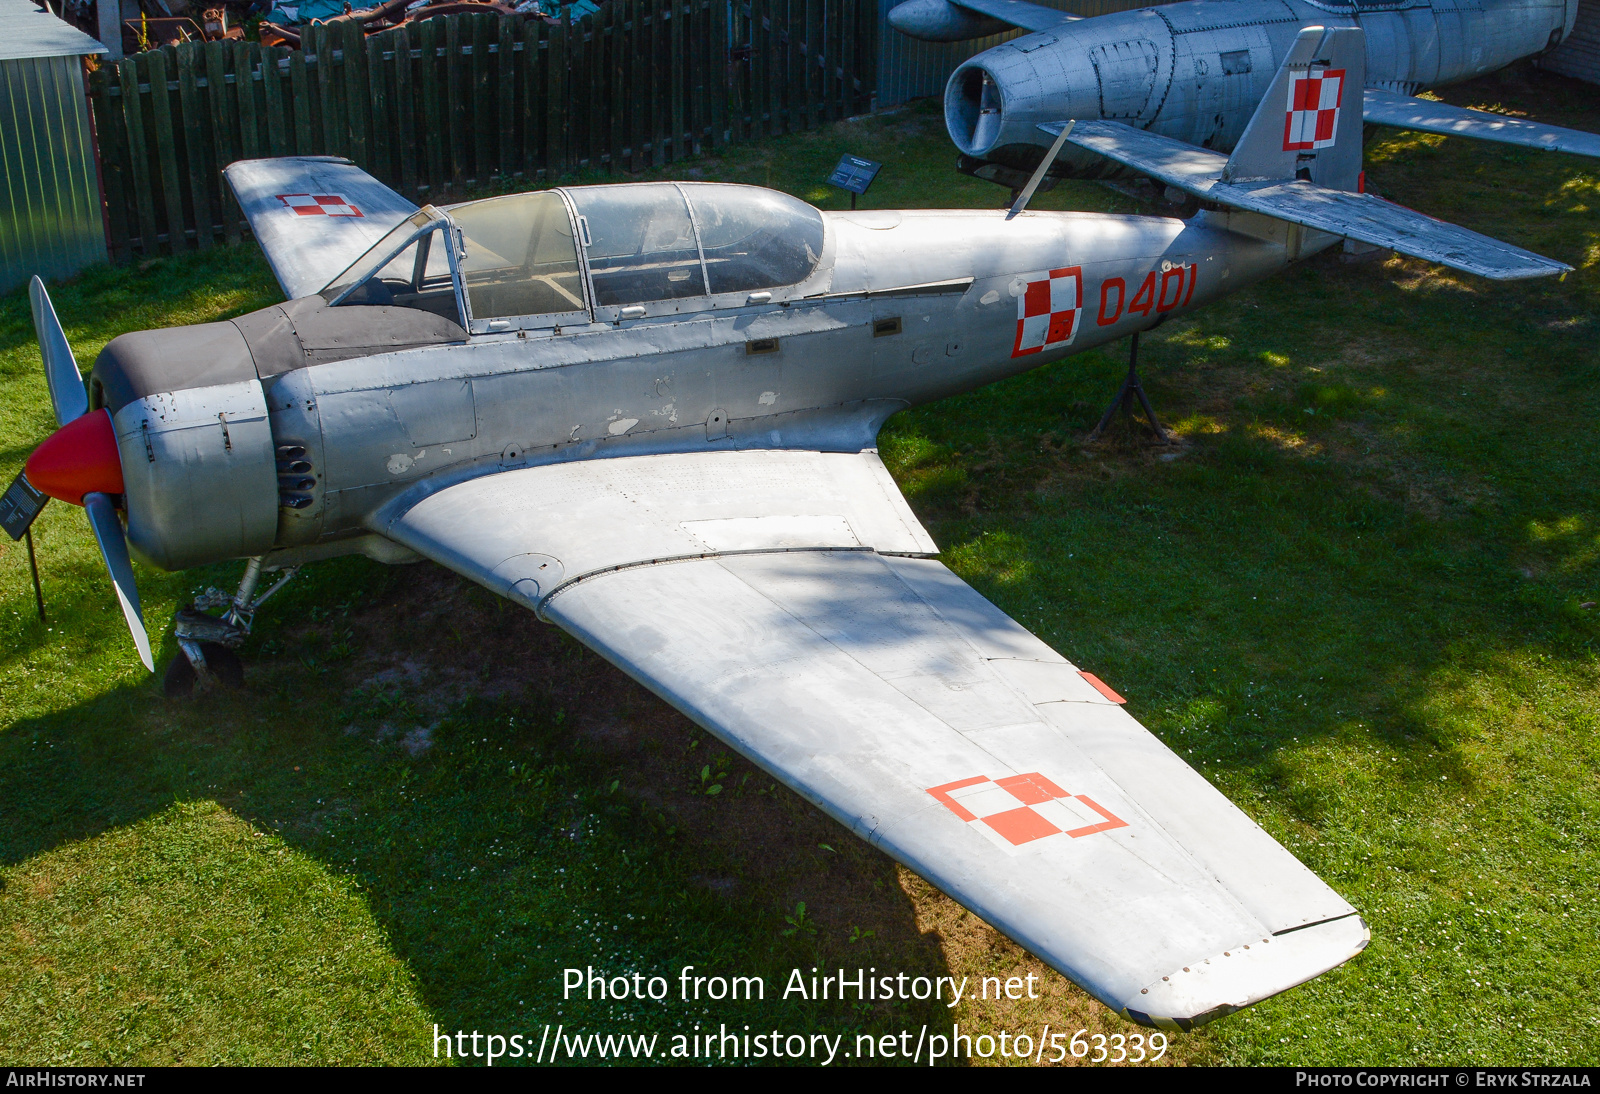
[949,65,1004,156]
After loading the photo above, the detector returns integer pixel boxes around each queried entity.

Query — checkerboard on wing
[275,193,366,218]
[927,772,1128,854]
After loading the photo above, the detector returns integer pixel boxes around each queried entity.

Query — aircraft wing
[950,0,1080,31]
[1043,119,1572,281]
[224,156,419,301]
[1363,89,1600,159]
[373,448,1368,1028]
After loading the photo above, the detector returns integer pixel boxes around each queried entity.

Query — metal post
[97,0,125,61]
[25,528,45,622]
[850,192,857,211]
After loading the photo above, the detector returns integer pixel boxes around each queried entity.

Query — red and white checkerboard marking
[1011,266,1082,358]
[1281,67,1344,151]
[276,193,365,218]
[927,771,1127,852]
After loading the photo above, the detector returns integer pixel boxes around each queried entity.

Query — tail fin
[1223,25,1364,191]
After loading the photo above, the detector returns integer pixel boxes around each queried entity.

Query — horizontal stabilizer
[225,157,419,301]
[1363,89,1600,159]
[1042,119,1572,281]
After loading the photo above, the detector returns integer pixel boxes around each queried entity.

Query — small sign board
[827,155,882,196]
[0,471,47,542]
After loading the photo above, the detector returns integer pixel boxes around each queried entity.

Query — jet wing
[223,156,419,301]
[950,0,1080,31]
[1044,119,1573,281]
[373,448,1368,1028]
[1364,89,1600,159]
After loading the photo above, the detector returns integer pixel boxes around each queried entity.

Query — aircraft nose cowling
[24,408,124,506]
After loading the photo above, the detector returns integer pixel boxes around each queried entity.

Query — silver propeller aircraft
[889,0,1600,190]
[4,28,1572,1030]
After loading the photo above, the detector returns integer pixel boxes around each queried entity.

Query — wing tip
[1118,913,1370,1029]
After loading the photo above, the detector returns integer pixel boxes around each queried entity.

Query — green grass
[1,70,1598,1065]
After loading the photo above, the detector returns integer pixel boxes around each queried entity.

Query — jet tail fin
[1222,25,1364,190]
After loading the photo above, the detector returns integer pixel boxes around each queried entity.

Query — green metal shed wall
[0,54,106,295]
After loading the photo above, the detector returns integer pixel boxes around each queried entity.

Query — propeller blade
[29,276,87,427]
[83,492,154,672]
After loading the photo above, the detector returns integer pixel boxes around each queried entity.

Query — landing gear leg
[1086,331,1173,445]
[164,557,299,697]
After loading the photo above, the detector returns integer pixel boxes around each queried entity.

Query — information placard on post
[826,155,883,208]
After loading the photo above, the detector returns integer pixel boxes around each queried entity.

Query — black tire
[162,643,245,698]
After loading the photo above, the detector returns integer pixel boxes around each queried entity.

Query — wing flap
[1045,119,1572,280]
[376,451,1366,1026]
[224,156,419,300]
[375,449,939,609]
[1364,89,1600,159]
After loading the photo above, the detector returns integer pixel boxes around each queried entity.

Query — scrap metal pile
[49,0,599,54]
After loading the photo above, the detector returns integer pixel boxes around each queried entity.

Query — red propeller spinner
[24,409,124,506]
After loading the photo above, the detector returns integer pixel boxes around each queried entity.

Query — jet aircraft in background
[889,0,1600,190]
[3,28,1573,1032]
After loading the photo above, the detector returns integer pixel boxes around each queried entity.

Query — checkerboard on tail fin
[1222,25,1364,191]
[224,157,420,301]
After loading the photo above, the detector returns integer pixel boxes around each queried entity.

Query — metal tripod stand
[1086,331,1172,445]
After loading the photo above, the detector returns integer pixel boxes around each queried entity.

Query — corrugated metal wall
[875,0,1174,108]
[0,54,105,295]
[1538,0,1600,84]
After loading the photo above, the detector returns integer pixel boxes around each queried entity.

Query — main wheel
[162,643,245,698]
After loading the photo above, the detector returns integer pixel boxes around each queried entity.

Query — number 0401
[1096,264,1198,327]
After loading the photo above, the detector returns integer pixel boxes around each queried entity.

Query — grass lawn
[0,67,1596,1066]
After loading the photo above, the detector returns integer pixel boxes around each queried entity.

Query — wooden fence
[87,2,877,260]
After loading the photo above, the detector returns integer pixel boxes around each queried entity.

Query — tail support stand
[1086,331,1173,445]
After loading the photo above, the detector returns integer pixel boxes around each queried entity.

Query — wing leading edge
[374,449,1368,1028]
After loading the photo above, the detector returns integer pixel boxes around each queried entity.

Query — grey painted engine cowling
[92,322,280,571]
